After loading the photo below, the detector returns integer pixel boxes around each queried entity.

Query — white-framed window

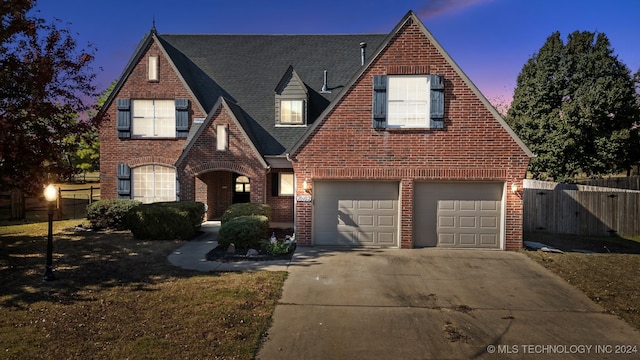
[279,173,294,196]
[279,100,304,124]
[132,165,176,203]
[216,124,228,151]
[387,75,430,128]
[132,99,175,137]
[148,55,158,81]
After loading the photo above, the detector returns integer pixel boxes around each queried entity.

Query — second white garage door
[313,181,399,247]
[414,182,504,249]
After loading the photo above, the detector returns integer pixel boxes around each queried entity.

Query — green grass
[524,233,640,331]
[0,220,287,359]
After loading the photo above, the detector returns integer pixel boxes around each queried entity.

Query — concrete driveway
[258,248,640,359]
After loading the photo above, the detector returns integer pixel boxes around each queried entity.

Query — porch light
[511,182,519,194]
[302,179,312,194]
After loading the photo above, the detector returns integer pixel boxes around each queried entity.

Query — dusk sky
[36,0,640,106]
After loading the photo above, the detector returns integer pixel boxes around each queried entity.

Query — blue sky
[36,0,640,105]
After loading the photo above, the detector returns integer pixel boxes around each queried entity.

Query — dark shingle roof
[157,34,387,156]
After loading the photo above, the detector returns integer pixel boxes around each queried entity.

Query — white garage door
[313,181,399,247]
[414,182,504,248]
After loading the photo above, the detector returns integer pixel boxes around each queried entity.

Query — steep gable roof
[288,11,534,158]
[157,34,387,155]
[175,97,268,169]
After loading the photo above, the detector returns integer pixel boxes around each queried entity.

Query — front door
[233,174,250,203]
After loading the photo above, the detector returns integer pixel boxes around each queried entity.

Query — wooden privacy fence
[0,186,101,221]
[523,180,640,237]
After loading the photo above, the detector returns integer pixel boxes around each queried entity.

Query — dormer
[275,66,308,126]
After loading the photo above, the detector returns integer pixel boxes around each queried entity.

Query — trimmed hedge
[153,201,206,228]
[126,201,205,240]
[217,215,269,249]
[221,203,271,224]
[87,199,142,230]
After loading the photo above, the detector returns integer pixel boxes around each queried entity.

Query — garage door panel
[414,182,503,249]
[480,216,498,229]
[378,215,395,227]
[459,216,477,228]
[459,233,478,245]
[358,215,374,226]
[314,181,399,247]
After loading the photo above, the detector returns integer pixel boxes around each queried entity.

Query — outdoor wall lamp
[43,184,58,281]
[511,182,519,194]
[302,179,312,194]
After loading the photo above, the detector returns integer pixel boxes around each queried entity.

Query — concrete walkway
[167,221,291,272]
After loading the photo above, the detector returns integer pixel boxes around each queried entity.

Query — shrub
[153,201,205,228]
[126,203,195,240]
[261,239,294,256]
[221,203,271,224]
[87,199,142,230]
[217,215,269,248]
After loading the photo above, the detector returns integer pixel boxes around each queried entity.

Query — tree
[0,0,98,216]
[507,31,640,181]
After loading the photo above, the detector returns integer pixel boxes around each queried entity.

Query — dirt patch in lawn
[524,233,640,331]
[525,232,640,254]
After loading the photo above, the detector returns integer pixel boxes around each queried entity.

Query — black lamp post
[43,184,58,281]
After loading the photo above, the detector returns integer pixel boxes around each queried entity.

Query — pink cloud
[416,0,493,18]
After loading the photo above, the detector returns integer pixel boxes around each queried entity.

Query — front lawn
[0,220,286,359]
[524,233,640,332]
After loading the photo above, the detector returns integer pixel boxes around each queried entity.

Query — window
[148,55,158,81]
[235,176,250,193]
[132,99,175,137]
[372,74,444,129]
[279,173,294,196]
[280,100,304,124]
[216,124,228,151]
[387,76,430,128]
[132,165,176,203]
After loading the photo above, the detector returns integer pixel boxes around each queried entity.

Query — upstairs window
[132,99,176,137]
[388,76,430,128]
[117,98,189,139]
[216,124,228,151]
[280,100,305,124]
[373,74,444,129]
[148,55,159,81]
[275,66,308,126]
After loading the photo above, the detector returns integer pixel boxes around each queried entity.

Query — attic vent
[360,42,367,66]
[320,70,331,94]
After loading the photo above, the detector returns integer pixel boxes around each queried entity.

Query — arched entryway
[195,171,257,220]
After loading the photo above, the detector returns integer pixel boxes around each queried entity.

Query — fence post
[90,186,94,204]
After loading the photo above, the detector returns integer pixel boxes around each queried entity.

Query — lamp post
[43,184,58,281]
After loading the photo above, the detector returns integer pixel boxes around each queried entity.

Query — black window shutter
[117,163,131,199]
[175,98,189,138]
[372,75,387,128]
[271,172,279,197]
[116,99,131,138]
[429,75,445,129]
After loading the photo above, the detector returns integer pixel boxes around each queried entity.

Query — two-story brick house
[98,11,532,250]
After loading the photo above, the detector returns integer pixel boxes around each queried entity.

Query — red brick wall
[266,169,295,223]
[292,18,530,250]
[99,38,206,199]
[99,37,295,223]
[177,103,268,210]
